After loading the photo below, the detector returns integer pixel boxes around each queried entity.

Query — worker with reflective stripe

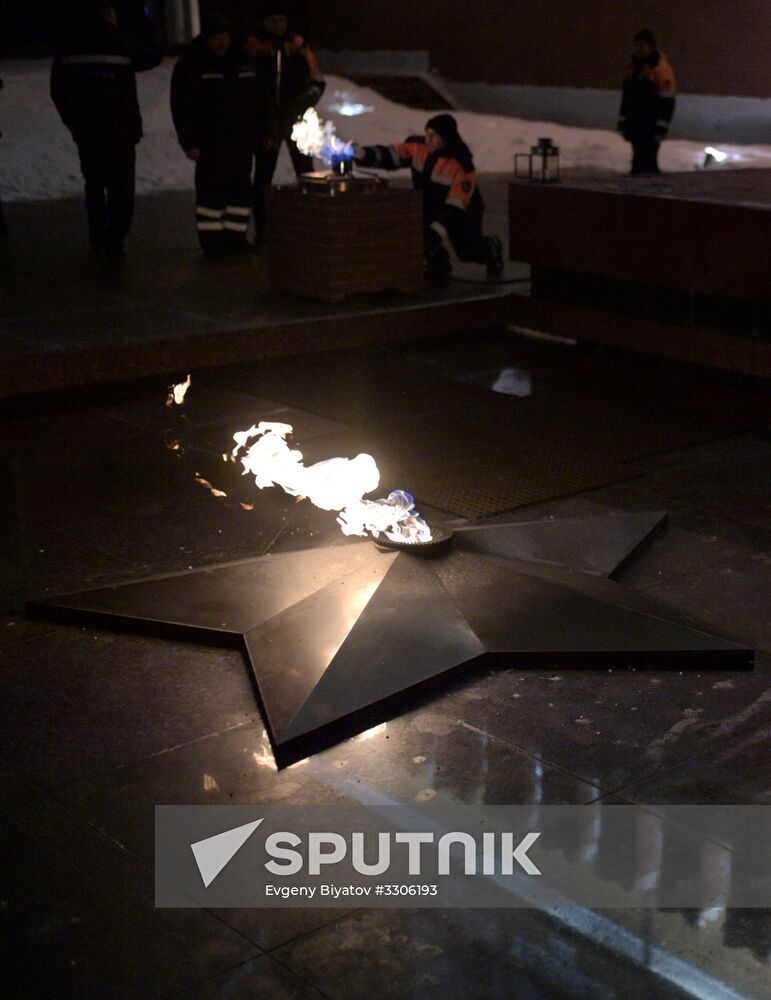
[50,0,161,260]
[171,14,257,255]
[355,114,503,282]
[244,2,325,245]
[618,29,677,176]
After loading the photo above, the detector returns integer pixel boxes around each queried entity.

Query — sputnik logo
[191,819,264,887]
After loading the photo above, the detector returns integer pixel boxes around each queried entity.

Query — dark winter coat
[358,136,485,242]
[618,51,677,142]
[170,38,258,153]
[244,32,324,142]
[50,15,160,145]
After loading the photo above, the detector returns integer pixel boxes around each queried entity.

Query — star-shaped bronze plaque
[28,512,752,766]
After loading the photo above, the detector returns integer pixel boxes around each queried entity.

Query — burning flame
[291,108,354,167]
[166,374,191,407]
[194,473,227,499]
[253,745,276,770]
[164,430,183,453]
[232,422,432,544]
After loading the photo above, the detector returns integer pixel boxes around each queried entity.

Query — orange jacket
[358,137,484,241]
[625,51,676,95]
[619,51,677,139]
[244,32,324,140]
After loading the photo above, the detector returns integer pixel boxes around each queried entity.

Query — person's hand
[185,148,201,161]
[352,144,365,162]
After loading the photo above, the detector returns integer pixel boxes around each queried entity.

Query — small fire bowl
[373,526,455,555]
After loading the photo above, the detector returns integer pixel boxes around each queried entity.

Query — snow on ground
[1,58,770,201]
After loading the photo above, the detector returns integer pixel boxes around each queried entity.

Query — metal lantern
[515,137,560,183]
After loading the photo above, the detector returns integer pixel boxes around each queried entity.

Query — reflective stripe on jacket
[359,137,484,239]
[171,37,257,151]
[50,19,143,142]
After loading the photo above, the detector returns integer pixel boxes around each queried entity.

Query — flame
[253,745,276,771]
[232,422,432,544]
[194,473,227,499]
[164,430,183,453]
[291,108,354,167]
[166,374,191,407]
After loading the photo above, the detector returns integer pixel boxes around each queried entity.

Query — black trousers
[450,229,492,264]
[76,136,136,249]
[630,136,661,175]
[252,138,313,239]
[194,144,253,252]
[425,222,491,264]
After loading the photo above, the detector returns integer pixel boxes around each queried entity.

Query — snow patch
[1,59,770,202]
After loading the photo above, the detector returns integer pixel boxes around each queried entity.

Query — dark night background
[2,0,770,97]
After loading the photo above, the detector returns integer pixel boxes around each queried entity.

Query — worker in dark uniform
[244,2,325,244]
[618,29,677,176]
[354,114,503,282]
[50,0,161,259]
[170,14,257,254]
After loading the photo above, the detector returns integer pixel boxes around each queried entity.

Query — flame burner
[299,170,387,197]
[375,525,455,554]
[331,156,353,176]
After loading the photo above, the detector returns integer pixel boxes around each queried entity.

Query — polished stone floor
[0,329,769,998]
[0,182,520,398]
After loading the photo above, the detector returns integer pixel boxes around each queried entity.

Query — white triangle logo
[190,819,264,887]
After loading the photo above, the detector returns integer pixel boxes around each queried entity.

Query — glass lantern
[515,137,560,182]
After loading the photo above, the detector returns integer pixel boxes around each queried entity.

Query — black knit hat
[425,114,459,144]
[201,13,230,37]
[634,29,657,49]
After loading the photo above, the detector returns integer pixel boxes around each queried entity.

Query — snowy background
[1,58,770,201]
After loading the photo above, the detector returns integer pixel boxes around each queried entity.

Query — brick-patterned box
[267,186,424,303]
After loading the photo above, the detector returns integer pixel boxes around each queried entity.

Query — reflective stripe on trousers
[196,206,224,231]
[224,205,250,233]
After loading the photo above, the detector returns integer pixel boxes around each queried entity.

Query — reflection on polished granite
[30,510,751,768]
[1,330,769,998]
[0,189,520,398]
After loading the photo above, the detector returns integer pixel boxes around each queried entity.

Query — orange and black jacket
[618,51,676,141]
[358,136,485,243]
[244,31,324,141]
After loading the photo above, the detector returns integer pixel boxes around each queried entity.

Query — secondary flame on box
[291,108,354,168]
[232,422,432,544]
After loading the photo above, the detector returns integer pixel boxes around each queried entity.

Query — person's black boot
[425,244,452,284]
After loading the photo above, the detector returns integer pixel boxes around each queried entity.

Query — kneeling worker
[354,114,503,281]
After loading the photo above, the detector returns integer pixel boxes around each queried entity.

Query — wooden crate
[266,186,424,303]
